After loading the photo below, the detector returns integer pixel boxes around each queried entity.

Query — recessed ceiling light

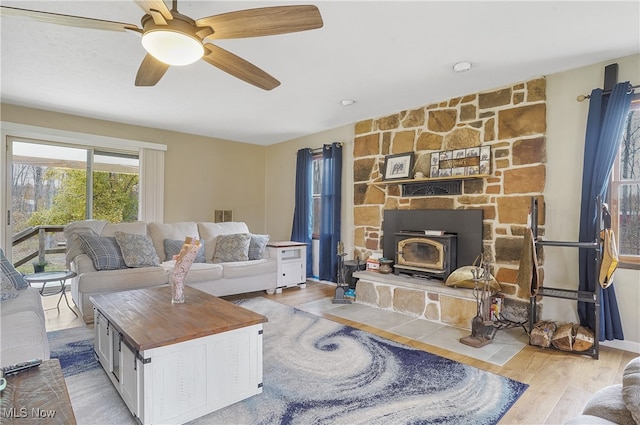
[340,99,356,106]
[453,61,472,73]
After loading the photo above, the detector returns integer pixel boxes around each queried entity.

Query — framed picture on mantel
[383,152,414,181]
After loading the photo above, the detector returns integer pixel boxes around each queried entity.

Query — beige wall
[0,104,268,232]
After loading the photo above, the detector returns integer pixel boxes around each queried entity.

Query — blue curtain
[291,148,313,277]
[319,143,342,282]
[578,82,633,341]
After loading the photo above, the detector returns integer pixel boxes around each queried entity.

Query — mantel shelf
[371,174,490,186]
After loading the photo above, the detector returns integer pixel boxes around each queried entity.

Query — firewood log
[573,325,595,352]
[530,321,557,348]
[552,323,574,351]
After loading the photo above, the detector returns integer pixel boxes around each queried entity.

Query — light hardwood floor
[45,282,637,425]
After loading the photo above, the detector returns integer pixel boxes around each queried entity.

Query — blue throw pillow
[248,234,270,260]
[0,248,28,289]
[77,234,127,271]
[164,239,206,263]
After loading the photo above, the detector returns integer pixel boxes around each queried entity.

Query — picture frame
[428,146,491,177]
[383,152,415,180]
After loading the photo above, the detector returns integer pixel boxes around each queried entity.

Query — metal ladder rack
[528,197,601,359]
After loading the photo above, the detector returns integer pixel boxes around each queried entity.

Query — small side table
[267,241,307,293]
[23,271,78,317]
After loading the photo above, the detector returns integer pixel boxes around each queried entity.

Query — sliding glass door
[8,139,139,271]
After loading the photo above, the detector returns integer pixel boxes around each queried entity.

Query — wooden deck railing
[11,225,66,267]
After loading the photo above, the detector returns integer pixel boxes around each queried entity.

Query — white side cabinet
[268,241,307,292]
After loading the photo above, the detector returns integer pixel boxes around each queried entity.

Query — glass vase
[171,274,185,304]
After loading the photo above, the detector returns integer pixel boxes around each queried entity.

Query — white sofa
[0,287,50,367]
[1,248,50,367]
[65,220,278,323]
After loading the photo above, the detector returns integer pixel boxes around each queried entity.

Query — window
[610,99,640,268]
[11,140,140,228]
[9,140,140,270]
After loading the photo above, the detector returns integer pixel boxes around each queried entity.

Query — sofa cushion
[78,234,127,271]
[249,234,270,260]
[182,262,224,283]
[213,233,251,263]
[582,384,637,425]
[164,239,206,263]
[622,357,640,424]
[115,231,161,268]
[197,222,250,261]
[0,248,28,289]
[221,258,277,279]
[148,222,199,261]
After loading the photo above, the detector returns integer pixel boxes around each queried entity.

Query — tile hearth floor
[298,297,529,366]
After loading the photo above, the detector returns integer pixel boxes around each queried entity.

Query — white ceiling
[1,1,639,146]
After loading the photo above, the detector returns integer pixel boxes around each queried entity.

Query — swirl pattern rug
[49,297,527,425]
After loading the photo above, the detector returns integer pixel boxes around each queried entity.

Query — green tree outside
[27,169,138,227]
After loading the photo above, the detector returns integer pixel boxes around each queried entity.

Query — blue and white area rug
[47,326,99,377]
[49,297,527,425]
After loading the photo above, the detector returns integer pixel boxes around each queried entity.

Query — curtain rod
[312,142,343,153]
[576,83,639,102]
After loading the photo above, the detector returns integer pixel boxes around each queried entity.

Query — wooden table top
[267,241,307,248]
[90,286,268,352]
[0,359,77,424]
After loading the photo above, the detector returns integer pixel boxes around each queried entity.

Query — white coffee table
[90,286,268,424]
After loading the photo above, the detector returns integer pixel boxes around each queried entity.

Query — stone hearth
[354,271,478,330]
[354,271,535,330]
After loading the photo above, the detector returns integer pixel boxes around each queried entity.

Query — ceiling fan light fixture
[141,30,204,66]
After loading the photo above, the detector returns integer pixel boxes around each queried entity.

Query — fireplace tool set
[459,259,497,348]
[460,258,528,348]
[332,241,353,304]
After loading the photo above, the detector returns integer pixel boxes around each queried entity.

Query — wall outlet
[214,210,233,223]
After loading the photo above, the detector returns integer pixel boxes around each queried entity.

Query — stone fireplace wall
[352,78,547,301]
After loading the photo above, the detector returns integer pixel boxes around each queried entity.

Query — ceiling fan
[0,0,323,90]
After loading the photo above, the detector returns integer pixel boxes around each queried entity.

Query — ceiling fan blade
[0,6,140,32]
[133,0,173,24]
[196,5,323,39]
[201,44,280,91]
[135,54,170,86]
